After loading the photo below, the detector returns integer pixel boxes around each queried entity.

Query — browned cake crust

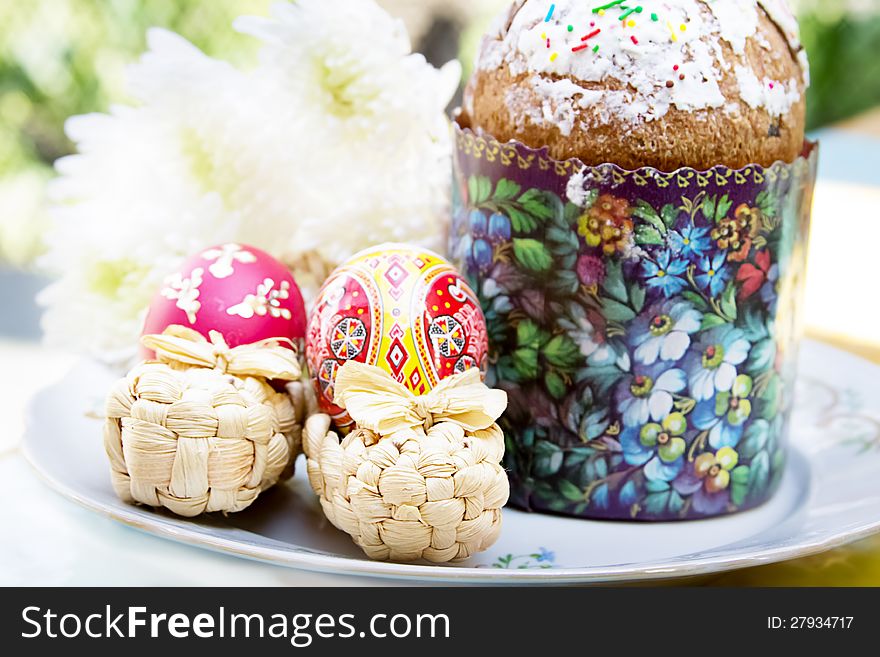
[464,2,807,171]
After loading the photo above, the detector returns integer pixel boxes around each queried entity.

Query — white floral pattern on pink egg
[143,244,306,350]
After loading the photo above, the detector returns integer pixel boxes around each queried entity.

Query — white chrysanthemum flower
[233,0,460,269]
[40,0,460,362]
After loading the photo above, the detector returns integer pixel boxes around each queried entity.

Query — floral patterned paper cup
[449,118,818,521]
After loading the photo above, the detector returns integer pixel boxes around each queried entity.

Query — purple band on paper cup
[449,118,818,521]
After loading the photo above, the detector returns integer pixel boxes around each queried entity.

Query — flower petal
[693,488,729,515]
[732,374,754,398]
[724,338,751,365]
[714,363,737,393]
[623,448,653,467]
[645,456,683,482]
[709,421,744,449]
[658,437,687,463]
[663,412,688,435]
[659,331,690,362]
[716,447,739,470]
[621,428,653,465]
[639,423,662,447]
[706,469,731,493]
[672,308,702,334]
[691,368,716,402]
[655,368,687,393]
[642,260,660,277]
[622,398,650,428]
[727,399,753,426]
[635,337,662,365]
[692,400,720,430]
[648,391,674,422]
[667,258,689,276]
[673,470,703,496]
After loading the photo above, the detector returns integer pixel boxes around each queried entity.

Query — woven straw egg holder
[303,360,510,564]
[104,325,306,517]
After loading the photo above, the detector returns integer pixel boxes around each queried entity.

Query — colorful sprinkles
[593,0,625,12]
[540,2,690,63]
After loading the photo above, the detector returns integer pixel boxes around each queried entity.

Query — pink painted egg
[306,243,489,430]
[143,243,306,351]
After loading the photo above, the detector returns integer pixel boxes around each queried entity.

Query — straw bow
[333,360,507,434]
[141,325,301,381]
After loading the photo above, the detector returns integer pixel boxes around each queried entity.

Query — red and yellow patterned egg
[306,244,489,430]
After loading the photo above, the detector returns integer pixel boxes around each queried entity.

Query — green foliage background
[801,10,880,129]
[0,0,272,265]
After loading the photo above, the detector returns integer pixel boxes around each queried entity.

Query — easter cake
[450,0,818,520]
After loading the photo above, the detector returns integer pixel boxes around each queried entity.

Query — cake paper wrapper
[449,119,818,521]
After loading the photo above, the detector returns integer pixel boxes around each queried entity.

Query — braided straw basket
[104,326,305,517]
[303,360,509,563]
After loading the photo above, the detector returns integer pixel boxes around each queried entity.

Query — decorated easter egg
[307,243,489,429]
[143,243,306,350]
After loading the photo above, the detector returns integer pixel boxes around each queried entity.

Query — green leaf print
[602,260,628,303]
[730,465,751,506]
[755,190,777,218]
[543,334,581,370]
[512,348,539,380]
[701,314,728,331]
[739,419,771,459]
[533,441,564,478]
[721,283,738,320]
[635,225,664,246]
[629,283,646,313]
[517,189,556,221]
[507,207,540,233]
[469,175,492,205]
[517,320,541,348]
[747,451,770,502]
[661,203,679,229]
[682,290,710,311]
[702,194,733,224]
[632,200,667,235]
[494,179,521,201]
[559,479,586,503]
[545,370,567,400]
[513,238,553,272]
[602,298,637,324]
[643,489,685,516]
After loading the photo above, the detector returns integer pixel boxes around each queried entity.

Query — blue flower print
[685,325,751,401]
[643,250,688,298]
[669,224,712,260]
[629,300,702,366]
[695,251,731,297]
[620,412,688,481]
[692,375,754,449]
[616,365,687,427]
[535,547,555,563]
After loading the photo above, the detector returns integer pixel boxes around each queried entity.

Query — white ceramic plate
[22,340,880,584]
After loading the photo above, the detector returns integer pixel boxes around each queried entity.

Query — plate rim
[22,339,880,584]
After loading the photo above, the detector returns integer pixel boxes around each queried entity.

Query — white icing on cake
[757,0,811,85]
[735,64,801,116]
[476,0,808,134]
